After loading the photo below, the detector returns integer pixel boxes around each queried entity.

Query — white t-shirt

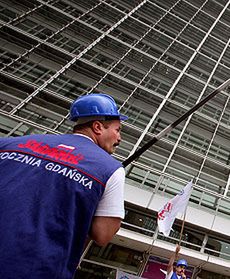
[165,271,181,279]
[74,133,125,219]
[95,167,125,218]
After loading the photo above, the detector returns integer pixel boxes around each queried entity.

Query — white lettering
[79,176,88,184]
[73,173,81,182]
[8,152,17,159]
[45,162,54,170]
[53,164,62,172]
[0,152,94,189]
[14,154,25,162]
[32,159,41,167]
[0,152,10,159]
[44,162,93,189]
[0,152,41,168]
[58,167,67,175]
[66,169,76,179]
[85,181,93,189]
[21,155,35,164]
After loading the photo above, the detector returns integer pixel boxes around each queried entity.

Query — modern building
[0,0,230,278]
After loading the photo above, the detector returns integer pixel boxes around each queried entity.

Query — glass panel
[217,199,230,215]
[0,5,17,21]
[0,115,20,136]
[84,243,143,273]
[205,236,230,260]
[75,261,116,279]
[158,222,204,251]
[122,205,157,236]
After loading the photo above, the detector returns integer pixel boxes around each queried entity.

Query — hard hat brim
[119,114,128,121]
[69,113,128,122]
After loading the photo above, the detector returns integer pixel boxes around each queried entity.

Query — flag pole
[123,78,230,167]
[178,178,194,245]
[72,239,93,279]
[178,210,187,246]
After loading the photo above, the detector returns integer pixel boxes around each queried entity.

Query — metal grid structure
[1,0,230,276]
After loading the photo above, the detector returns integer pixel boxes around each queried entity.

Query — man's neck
[73,131,97,144]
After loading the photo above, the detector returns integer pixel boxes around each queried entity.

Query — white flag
[116,270,143,279]
[157,180,193,236]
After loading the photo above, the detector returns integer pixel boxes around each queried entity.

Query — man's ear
[91,121,103,135]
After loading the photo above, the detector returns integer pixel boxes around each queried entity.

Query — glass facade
[1,0,230,278]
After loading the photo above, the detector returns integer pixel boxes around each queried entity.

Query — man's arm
[89,216,121,246]
[89,167,125,246]
[167,244,180,274]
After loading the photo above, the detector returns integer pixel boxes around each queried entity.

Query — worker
[0,93,128,279]
[165,244,188,279]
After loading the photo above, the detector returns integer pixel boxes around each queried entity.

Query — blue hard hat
[176,259,188,267]
[69,93,128,121]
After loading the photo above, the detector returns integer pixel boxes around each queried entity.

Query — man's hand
[181,271,186,279]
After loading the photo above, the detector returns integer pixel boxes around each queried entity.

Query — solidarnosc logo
[18,139,84,165]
